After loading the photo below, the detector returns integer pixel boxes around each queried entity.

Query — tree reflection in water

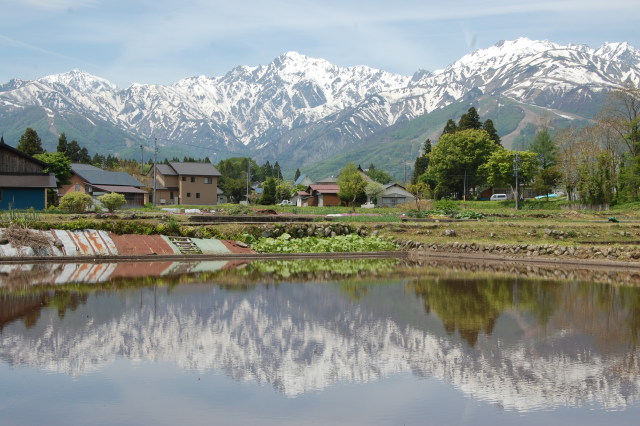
[408,276,640,350]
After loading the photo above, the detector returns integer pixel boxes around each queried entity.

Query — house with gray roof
[152,161,222,205]
[0,137,57,210]
[377,183,415,207]
[59,163,147,208]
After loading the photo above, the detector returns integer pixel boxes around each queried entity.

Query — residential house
[217,188,227,204]
[294,174,313,187]
[152,162,222,205]
[59,163,147,208]
[0,138,57,210]
[377,183,415,207]
[299,183,341,207]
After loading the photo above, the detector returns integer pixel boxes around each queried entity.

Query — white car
[490,194,508,201]
[279,200,295,206]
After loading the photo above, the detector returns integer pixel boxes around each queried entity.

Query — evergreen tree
[273,161,283,180]
[458,106,482,130]
[412,156,429,184]
[261,177,277,205]
[482,119,501,145]
[442,119,458,135]
[294,168,301,182]
[263,161,273,178]
[422,138,432,156]
[66,140,82,162]
[529,128,557,169]
[57,133,69,154]
[78,147,91,164]
[17,128,44,156]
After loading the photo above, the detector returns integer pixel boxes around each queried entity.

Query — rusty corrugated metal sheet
[110,234,177,255]
[51,230,118,256]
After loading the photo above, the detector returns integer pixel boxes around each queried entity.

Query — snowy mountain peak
[595,42,640,67]
[452,37,559,71]
[39,69,117,92]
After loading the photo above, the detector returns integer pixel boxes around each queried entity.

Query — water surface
[1,259,639,425]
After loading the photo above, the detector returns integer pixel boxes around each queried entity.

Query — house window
[75,184,81,191]
[169,192,174,199]
[190,177,195,183]
[204,177,212,184]
[186,193,191,198]
[182,176,186,182]
[196,193,200,199]
[85,185,91,193]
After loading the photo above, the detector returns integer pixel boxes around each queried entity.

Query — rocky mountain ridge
[1,38,638,170]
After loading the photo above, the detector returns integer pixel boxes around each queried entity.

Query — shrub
[59,192,93,213]
[98,192,126,213]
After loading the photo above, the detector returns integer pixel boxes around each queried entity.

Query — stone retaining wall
[398,240,640,262]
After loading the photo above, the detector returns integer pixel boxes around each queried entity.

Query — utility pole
[403,159,407,184]
[514,152,519,210]
[140,144,144,175]
[246,158,250,204]
[153,137,157,206]
[463,169,467,202]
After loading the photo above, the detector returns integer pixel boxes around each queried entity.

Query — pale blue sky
[2,0,639,88]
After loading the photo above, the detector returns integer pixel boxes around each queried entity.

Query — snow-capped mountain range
[1,38,639,169]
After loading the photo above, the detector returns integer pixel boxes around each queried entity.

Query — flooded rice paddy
[1,258,640,425]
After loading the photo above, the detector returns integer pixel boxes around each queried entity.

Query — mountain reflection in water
[1,258,639,414]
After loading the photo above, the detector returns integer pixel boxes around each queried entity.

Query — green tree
[577,152,616,205]
[273,161,283,180]
[364,181,385,205]
[532,166,563,199]
[529,128,557,169]
[59,192,93,213]
[57,133,69,154]
[458,106,482,130]
[33,152,72,186]
[482,119,501,145]
[294,168,301,182]
[365,166,393,184]
[412,139,432,184]
[17,128,44,156]
[338,162,367,211]
[442,119,457,135]
[422,138,432,156]
[406,182,431,211]
[428,129,498,199]
[78,147,91,164]
[98,192,126,212]
[275,180,293,202]
[479,149,539,194]
[261,177,277,205]
[216,157,259,202]
[412,156,429,184]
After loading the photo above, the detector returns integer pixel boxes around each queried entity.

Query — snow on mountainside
[0,38,639,167]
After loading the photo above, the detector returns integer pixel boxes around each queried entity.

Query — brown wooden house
[0,137,57,210]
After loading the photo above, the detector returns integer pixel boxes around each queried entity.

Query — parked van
[490,193,508,201]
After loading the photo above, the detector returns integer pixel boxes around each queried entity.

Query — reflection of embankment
[1,283,639,411]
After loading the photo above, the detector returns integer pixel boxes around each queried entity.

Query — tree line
[409,86,640,205]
